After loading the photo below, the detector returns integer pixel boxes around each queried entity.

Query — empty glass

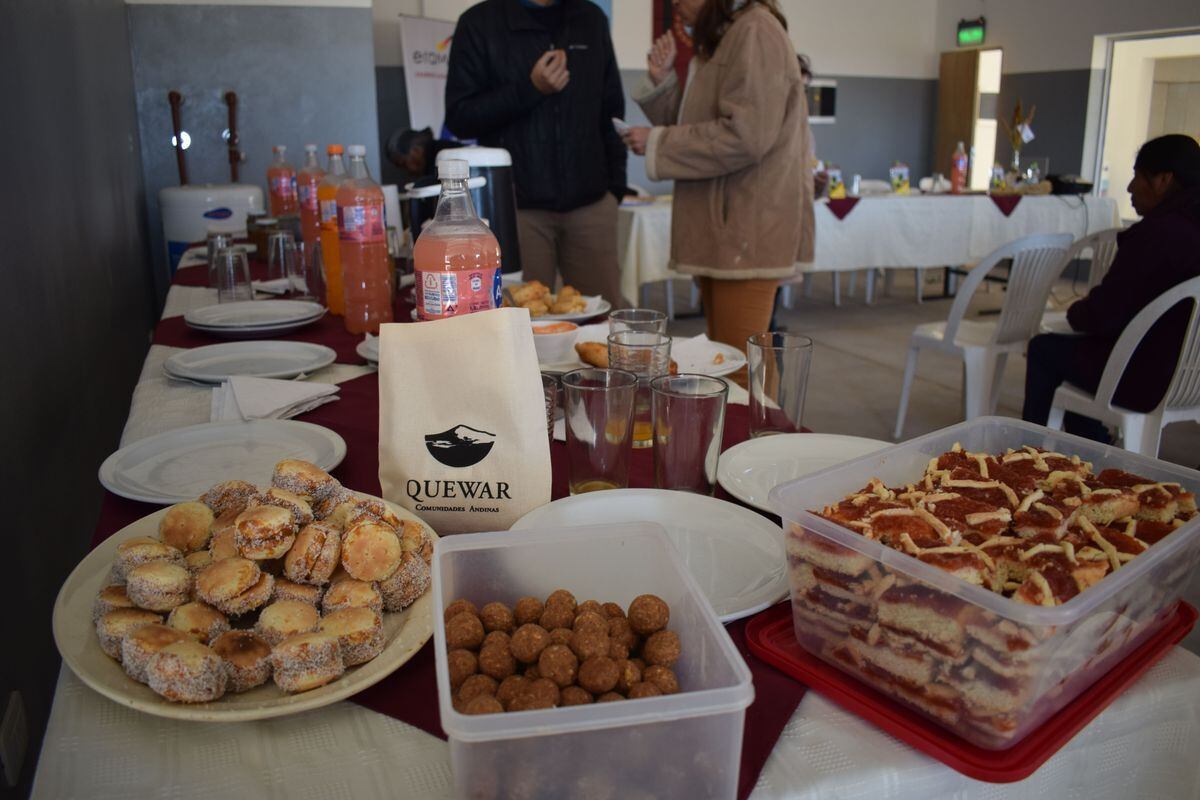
[608,330,671,449]
[651,374,728,494]
[541,372,559,442]
[267,231,297,285]
[610,308,668,335]
[561,368,638,494]
[747,332,814,437]
[290,240,326,303]
[213,247,253,303]
[206,230,233,287]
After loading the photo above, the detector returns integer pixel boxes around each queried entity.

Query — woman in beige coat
[625,0,813,386]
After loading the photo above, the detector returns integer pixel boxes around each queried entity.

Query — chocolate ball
[537,644,579,688]
[510,624,550,664]
[572,611,607,634]
[445,612,485,650]
[602,602,625,619]
[560,685,594,706]
[577,656,620,694]
[642,630,681,667]
[628,681,663,699]
[479,602,515,634]
[627,595,669,636]
[545,589,577,611]
[496,675,530,708]
[447,648,478,690]
[478,643,517,681]
[615,658,642,694]
[443,598,478,623]
[549,627,573,646]
[483,630,511,650]
[569,628,609,661]
[539,603,575,631]
[513,596,544,626]
[596,691,624,703]
[643,665,680,695]
[608,617,638,652]
[464,694,504,715]
[576,600,604,619]
[457,674,498,709]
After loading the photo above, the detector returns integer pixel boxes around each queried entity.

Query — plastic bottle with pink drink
[266,145,299,216]
[296,144,325,255]
[336,145,393,334]
[413,159,501,320]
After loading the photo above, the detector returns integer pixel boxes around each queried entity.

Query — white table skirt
[617,195,1120,299]
[32,280,1200,799]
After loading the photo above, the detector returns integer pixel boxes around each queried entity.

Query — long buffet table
[31,265,1200,799]
[618,194,1120,306]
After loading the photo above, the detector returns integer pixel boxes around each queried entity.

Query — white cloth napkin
[210,375,339,422]
[252,278,291,296]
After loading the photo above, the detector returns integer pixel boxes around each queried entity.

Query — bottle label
[270,174,297,200]
[416,267,501,320]
[319,199,338,227]
[338,201,385,242]
[299,182,319,210]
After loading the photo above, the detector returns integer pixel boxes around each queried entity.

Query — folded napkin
[210,375,339,422]
[252,278,291,296]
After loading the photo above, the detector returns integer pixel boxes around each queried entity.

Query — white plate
[512,489,787,622]
[539,324,747,378]
[717,433,892,514]
[99,420,347,505]
[163,341,337,383]
[357,336,379,364]
[185,301,326,329]
[52,496,435,722]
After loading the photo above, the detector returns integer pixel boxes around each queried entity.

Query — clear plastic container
[432,523,754,799]
[768,417,1200,750]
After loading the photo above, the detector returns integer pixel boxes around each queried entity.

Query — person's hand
[531,49,569,95]
[623,126,651,156]
[647,33,677,86]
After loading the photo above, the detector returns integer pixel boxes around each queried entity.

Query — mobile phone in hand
[612,117,631,137]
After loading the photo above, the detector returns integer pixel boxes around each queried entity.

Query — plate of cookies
[503,280,612,322]
[53,459,437,722]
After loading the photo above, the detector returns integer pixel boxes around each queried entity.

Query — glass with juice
[266,145,299,217]
[297,144,325,258]
[413,159,501,320]
[336,145,393,334]
[318,145,347,315]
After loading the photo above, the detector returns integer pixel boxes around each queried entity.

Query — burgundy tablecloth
[94,268,806,798]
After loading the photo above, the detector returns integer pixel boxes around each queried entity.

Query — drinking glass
[746,332,813,437]
[206,230,233,287]
[609,308,667,335]
[651,374,728,494]
[607,330,671,449]
[561,368,638,494]
[541,372,559,442]
[267,231,296,284]
[213,247,253,303]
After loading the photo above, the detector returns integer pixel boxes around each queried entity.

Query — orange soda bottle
[337,145,393,334]
[297,144,325,257]
[413,159,501,320]
[266,145,299,216]
[318,145,347,315]
[951,141,969,194]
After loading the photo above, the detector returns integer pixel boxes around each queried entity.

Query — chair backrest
[1060,228,1121,291]
[942,233,1074,347]
[1093,275,1200,413]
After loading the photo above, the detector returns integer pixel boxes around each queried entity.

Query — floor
[649,268,1200,470]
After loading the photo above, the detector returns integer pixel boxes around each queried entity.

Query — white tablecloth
[617,195,1120,299]
[32,279,1200,799]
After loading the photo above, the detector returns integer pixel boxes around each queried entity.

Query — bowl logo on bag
[424,424,496,468]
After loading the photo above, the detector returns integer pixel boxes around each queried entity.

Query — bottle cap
[273,145,286,154]
[327,144,344,155]
[347,145,366,157]
[304,143,317,152]
[439,159,469,180]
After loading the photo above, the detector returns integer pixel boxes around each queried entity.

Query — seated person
[1022,134,1200,441]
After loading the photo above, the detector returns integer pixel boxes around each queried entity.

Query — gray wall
[996,69,1092,179]
[0,1,155,793]
[376,66,411,188]
[128,3,380,300]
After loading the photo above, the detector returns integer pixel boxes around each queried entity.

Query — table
[617,194,1119,308]
[32,269,1200,799]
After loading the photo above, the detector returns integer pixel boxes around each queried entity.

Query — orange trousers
[697,276,780,388]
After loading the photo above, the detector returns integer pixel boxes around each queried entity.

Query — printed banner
[399,15,456,136]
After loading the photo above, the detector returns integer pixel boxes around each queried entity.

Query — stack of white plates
[163,341,337,384]
[184,300,326,338]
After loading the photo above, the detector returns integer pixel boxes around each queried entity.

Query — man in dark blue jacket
[446,0,627,307]
[1023,134,1200,441]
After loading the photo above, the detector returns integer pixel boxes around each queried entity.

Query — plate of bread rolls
[53,460,436,721]
[502,280,612,322]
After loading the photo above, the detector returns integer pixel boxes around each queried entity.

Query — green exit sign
[958,17,986,47]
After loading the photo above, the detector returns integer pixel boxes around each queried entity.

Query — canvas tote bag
[378,307,552,533]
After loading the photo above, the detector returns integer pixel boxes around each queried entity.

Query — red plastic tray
[745,601,1197,783]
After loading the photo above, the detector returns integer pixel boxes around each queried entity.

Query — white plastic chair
[1041,228,1121,333]
[1047,275,1200,457]
[894,233,1073,439]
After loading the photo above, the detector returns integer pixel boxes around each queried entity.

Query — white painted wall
[935,0,1200,74]
[373,0,941,77]
[1101,34,1200,220]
